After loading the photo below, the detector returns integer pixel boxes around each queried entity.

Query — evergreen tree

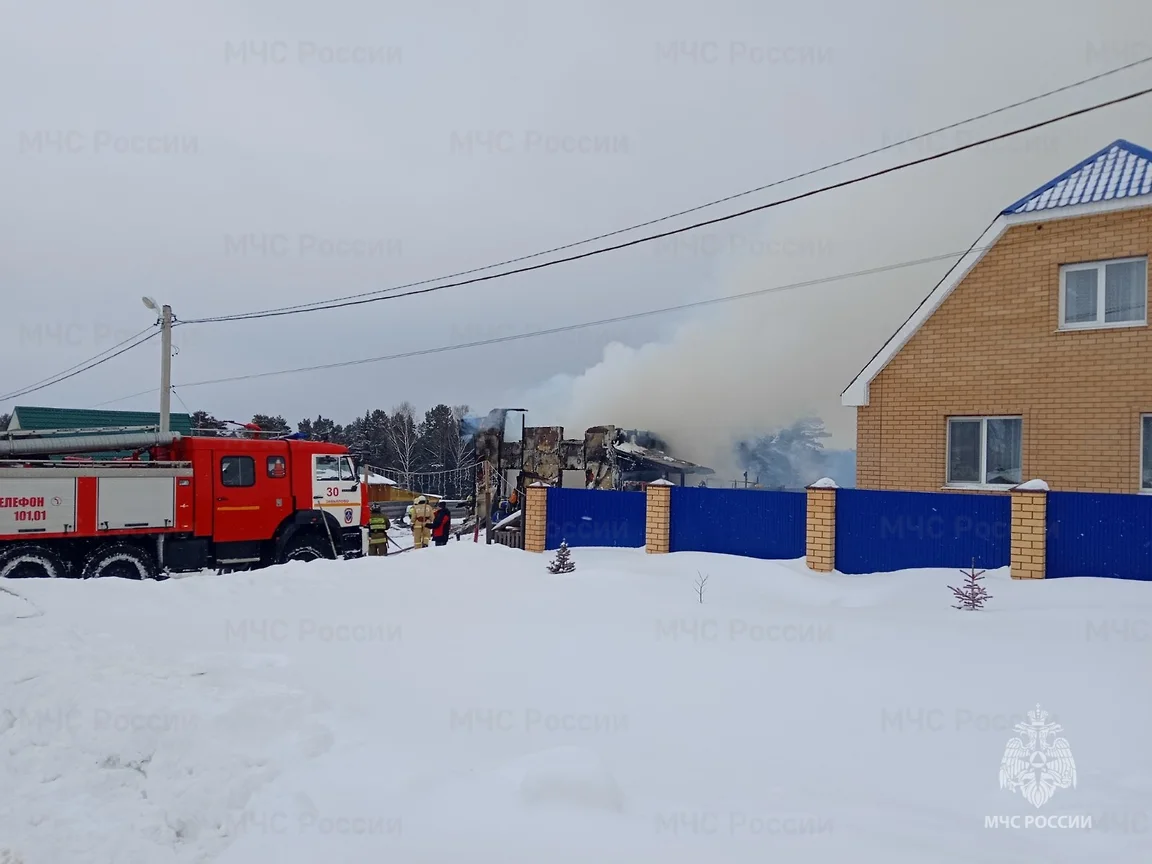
[949,561,992,611]
[347,414,371,463]
[737,417,831,488]
[190,410,224,436]
[367,409,393,467]
[250,414,290,436]
[300,414,339,442]
[418,404,459,472]
[0,411,11,432]
[547,541,576,573]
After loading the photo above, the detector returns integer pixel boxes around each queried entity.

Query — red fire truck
[0,425,369,579]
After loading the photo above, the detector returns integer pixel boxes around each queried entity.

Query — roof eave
[1001,195,1152,224]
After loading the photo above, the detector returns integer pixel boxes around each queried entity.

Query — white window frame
[1141,414,1152,493]
[945,415,1023,489]
[1058,256,1148,331]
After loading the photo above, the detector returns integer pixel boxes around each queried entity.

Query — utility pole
[142,297,173,436]
[159,305,172,436]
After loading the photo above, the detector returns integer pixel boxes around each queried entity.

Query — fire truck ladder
[0,425,181,458]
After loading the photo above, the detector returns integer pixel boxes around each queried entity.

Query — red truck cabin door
[213,450,291,543]
[311,453,362,530]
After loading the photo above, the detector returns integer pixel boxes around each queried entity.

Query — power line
[0,325,155,402]
[94,244,993,405]
[26,61,1152,406]
[183,59,1152,324]
[0,328,160,404]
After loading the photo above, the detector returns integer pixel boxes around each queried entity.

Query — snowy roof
[614,441,645,455]
[366,471,397,485]
[493,509,522,530]
[612,441,714,475]
[1001,139,1152,215]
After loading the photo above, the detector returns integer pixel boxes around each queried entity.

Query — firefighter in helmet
[368,503,390,556]
[410,495,434,548]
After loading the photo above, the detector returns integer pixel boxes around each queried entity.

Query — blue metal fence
[1046,491,1152,580]
[834,488,1010,575]
[544,488,646,549]
[669,487,806,559]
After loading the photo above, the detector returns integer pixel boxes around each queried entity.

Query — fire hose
[386,533,414,554]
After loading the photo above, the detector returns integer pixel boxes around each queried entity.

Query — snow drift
[2,545,1150,861]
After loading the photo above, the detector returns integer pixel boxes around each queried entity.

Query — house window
[1059,257,1147,329]
[1142,416,1152,491]
[221,455,255,487]
[267,455,286,478]
[947,417,1022,487]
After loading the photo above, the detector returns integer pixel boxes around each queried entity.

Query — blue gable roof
[1001,139,1152,215]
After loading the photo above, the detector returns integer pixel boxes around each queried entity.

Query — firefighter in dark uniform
[368,503,390,556]
[431,500,452,546]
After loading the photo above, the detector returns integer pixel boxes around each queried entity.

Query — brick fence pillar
[525,482,548,553]
[645,479,672,554]
[805,478,838,572]
[1010,480,1048,579]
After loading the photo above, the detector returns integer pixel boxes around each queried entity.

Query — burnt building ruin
[472,411,714,496]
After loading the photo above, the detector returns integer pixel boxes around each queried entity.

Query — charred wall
[522,425,562,482]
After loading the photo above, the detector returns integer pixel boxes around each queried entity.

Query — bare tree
[386,402,421,490]
[450,403,474,470]
[695,572,709,604]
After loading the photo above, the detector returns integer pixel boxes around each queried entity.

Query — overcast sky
[3,0,1151,463]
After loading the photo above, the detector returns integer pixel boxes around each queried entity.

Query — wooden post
[483,459,493,545]
[361,455,371,557]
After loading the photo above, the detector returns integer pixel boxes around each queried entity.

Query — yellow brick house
[842,139,1152,493]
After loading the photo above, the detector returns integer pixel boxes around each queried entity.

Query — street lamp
[142,296,173,436]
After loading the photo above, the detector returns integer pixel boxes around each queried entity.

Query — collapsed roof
[612,431,714,476]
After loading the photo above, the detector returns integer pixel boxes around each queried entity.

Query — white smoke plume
[513,62,1152,481]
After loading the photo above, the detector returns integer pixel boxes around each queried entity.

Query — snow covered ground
[2,544,1150,863]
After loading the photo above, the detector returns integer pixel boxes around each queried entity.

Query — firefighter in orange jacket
[410,495,434,548]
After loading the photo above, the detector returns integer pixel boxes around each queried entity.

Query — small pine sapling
[547,540,576,574]
[949,559,992,610]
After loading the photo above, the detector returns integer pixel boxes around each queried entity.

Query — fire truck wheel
[80,543,158,580]
[280,537,328,564]
[0,545,68,579]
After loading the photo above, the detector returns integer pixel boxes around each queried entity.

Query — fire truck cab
[0,427,369,579]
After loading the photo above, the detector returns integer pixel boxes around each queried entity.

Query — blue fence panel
[668,487,806,559]
[544,488,646,549]
[1046,492,1152,580]
[835,489,1010,574]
